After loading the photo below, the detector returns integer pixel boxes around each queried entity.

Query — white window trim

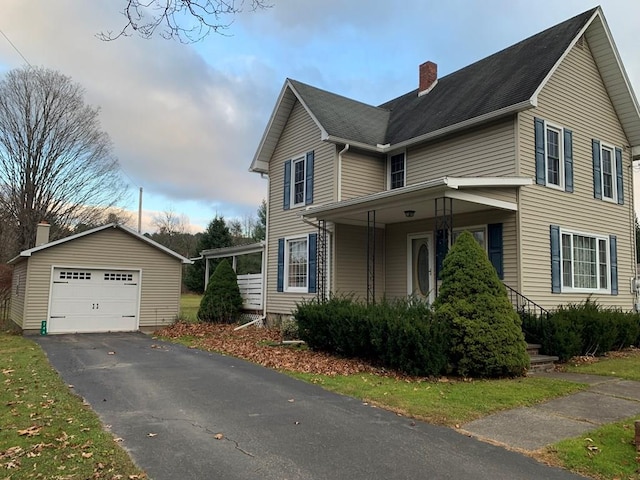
[387,151,406,190]
[599,142,617,203]
[291,155,306,208]
[452,225,488,251]
[284,234,309,293]
[544,121,565,191]
[559,228,610,294]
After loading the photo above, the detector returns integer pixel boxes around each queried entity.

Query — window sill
[560,287,611,295]
[284,287,308,294]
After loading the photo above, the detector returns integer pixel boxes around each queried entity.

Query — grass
[546,420,640,480]
[289,372,586,426]
[562,350,640,381]
[180,293,202,322]
[0,332,144,479]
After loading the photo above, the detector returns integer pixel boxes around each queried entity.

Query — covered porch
[302,176,532,304]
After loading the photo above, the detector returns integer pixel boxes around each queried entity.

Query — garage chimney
[419,61,438,96]
[35,221,50,246]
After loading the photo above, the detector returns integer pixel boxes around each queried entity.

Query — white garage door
[48,268,140,334]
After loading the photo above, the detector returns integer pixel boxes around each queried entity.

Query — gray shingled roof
[287,79,390,146]
[381,8,597,144]
[289,8,596,147]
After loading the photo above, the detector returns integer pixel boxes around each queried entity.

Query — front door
[407,233,434,303]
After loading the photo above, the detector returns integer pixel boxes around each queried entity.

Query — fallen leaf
[2,369,15,375]
[82,452,93,458]
[114,437,124,442]
[288,399,295,403]
[108,351,116,355]
[17,425,41,437]
[214,433,224,440]
[147,433,157,438]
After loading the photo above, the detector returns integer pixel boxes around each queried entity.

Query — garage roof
[8,223,193,265]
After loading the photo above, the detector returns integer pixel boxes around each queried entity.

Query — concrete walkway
[461,372,640,451]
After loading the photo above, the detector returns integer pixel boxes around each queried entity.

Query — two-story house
[250,7,640,323]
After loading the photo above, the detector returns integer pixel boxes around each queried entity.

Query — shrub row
[522,299,640,361]
[294,296,448,377]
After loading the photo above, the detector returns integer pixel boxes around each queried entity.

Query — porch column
[367,210,376,304]
[434,197,453,296]
[317,220,328,302]
[204,257,210,290]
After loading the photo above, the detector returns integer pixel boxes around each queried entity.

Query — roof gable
[9,223,192,265]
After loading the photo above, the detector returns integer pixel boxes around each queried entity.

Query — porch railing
[503,283,551,343]
[237,273,262,310]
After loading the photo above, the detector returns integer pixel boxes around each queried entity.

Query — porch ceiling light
[404,210,416,218]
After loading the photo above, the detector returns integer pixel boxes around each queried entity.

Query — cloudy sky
[1,1,639,232]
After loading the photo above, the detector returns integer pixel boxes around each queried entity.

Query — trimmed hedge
[294,296,448,377]
[522,299,640,361]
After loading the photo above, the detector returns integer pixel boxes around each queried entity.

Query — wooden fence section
[237,273,262,310]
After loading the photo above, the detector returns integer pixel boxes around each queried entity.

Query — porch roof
[301,176,532,226]
[201,241,265,259]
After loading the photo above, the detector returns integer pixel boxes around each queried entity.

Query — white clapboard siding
[237,273,263,310]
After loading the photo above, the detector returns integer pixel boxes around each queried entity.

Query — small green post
[40,320,47,335]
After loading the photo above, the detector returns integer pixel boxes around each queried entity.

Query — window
[283,151,314,210]
[292,157,305,206]
[560,230,609,292]
[546,126,562,187]
[592,140,623,204]
[285,237,308,292]
[59,271,92,280]
[534,118,573,192]
[452,227,486,250]
[388,152,405,190]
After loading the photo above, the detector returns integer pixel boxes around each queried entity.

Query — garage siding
[21,228,182,332]
[9,261,28,327]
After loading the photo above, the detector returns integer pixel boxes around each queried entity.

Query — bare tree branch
[98,0,271,43]
[0,66,128,254]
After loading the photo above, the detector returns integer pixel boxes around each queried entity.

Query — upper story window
[292,156,306,206]
[283,151,314,210]
[545,125,562,187]
[388,152,406,190]
[534,117,573,193]
[592,140,623,205]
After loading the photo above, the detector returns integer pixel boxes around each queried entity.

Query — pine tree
[197,259,243,323]
[184,216,232,293]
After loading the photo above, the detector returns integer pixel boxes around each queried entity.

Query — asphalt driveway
[34,333,586,480]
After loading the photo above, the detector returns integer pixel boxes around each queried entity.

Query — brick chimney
[35,221,50,247]
[419,61,438,96]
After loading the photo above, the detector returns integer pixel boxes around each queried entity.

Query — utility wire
[0,28,31,66]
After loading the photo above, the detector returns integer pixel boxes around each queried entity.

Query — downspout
[337,144,350,202]
[261,175,270,322]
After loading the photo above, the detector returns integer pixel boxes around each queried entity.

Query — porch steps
[527,343,559,373]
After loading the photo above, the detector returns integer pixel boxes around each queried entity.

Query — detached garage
[9,222,191,334]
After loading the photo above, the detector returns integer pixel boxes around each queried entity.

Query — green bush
[523,300,640,361]
[294,296,447,377]
[433,231,528,377]
[197,259,243,323]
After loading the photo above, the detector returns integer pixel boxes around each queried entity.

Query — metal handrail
[503,283,551,344]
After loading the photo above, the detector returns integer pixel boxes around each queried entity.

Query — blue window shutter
[435,229,448,279]
[615,147,624,205]
[534,117,546,185]
[564,129,573,193]
[283,160,291,210]
[592,140,602,199]
[488,223,504,279]
[277,238,284,292]
[550,225,561,294]
[308,233,317,293]
[610,235,618,295]
[305,151,314,205]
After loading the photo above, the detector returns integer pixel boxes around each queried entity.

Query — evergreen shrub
[197,259,243,323]
[433,231,528,377]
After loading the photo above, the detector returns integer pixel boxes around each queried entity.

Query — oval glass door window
[416,243,430,296]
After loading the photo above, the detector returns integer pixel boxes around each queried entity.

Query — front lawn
[561,348,640,381]
[179,293,202,322]
[0,332,144,479]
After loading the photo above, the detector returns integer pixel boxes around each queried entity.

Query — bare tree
[98,0,271,43]
[0,66,127,255]
[152,208,190,235]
